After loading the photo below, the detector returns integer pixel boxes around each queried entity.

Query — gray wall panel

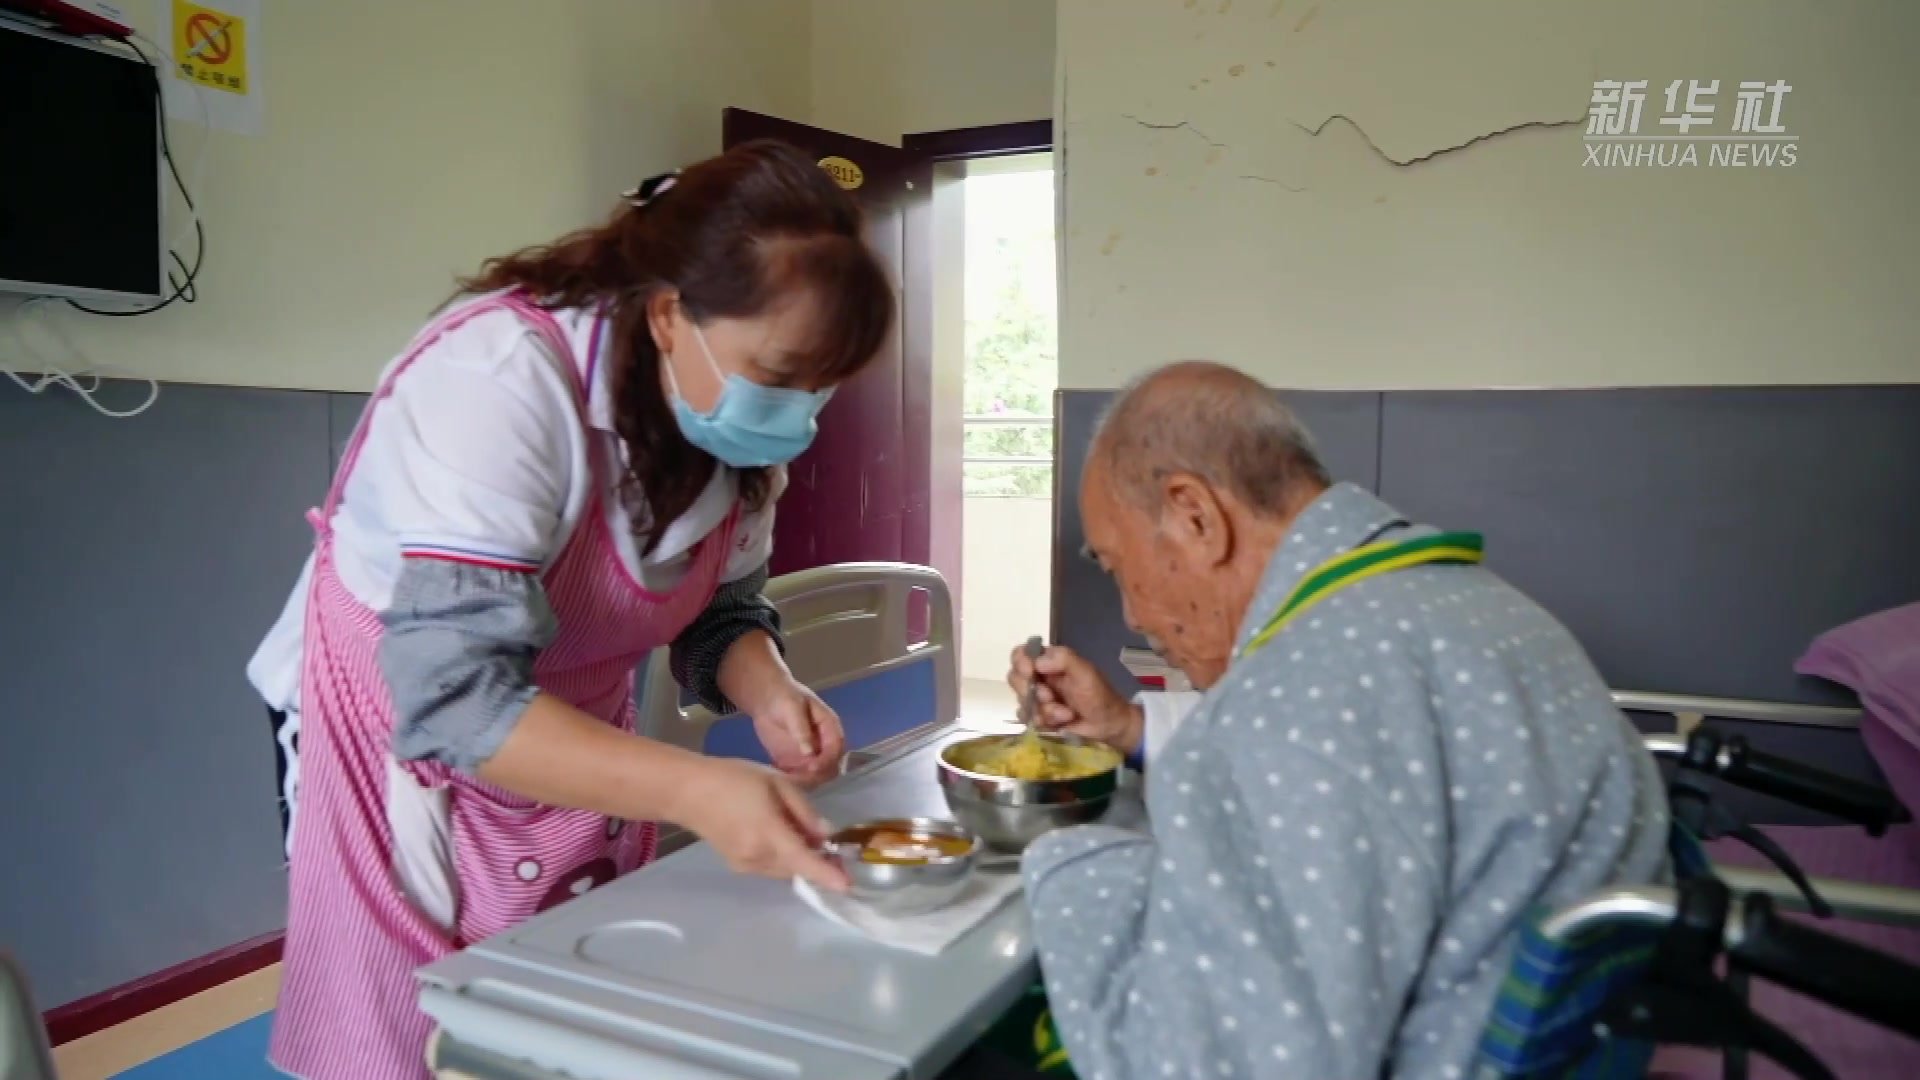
[328,393,369,475]
[1377,387,1920,707]
[1374,386,1920,823]
[1049,389,1383,694]
[1049,384,1919,824]
[8,376,1915,1006]
[0,382,324,1006]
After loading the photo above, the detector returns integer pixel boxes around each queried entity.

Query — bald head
[1089,361,1331,520]
[1079,362,1331,689]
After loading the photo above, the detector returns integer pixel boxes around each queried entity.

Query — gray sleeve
[377,558,558,773]
[669,561,784,714]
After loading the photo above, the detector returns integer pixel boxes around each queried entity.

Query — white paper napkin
[793,868,1024,956]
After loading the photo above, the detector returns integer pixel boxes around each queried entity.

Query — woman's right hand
[671,757,850,893]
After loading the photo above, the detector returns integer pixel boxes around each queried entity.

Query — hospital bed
[635,561,961,858]
[637,561,959,765]
[418,561,1082,1079]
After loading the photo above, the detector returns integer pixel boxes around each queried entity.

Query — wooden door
[721,110,953,637]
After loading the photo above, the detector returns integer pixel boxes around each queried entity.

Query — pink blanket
[1798,601,1920,815]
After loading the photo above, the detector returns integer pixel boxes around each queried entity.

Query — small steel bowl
[823,817,980,916]
[936,734,1122,853]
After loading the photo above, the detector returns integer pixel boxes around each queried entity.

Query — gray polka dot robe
[1022,483,1671,1080]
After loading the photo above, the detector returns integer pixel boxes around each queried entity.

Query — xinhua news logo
[1584,80,1798,168]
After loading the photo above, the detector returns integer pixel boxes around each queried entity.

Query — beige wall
[960,496,1054,682]
[7,0,810,392]
[809,0,1057,145]
[5,1,1059,392]
[1057,0,1920,389]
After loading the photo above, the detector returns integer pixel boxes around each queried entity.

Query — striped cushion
[1472,827,1707,1078]
[1475,916,1660,1078]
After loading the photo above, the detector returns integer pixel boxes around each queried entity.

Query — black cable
[65,33,205,317]
[68,218,204,317]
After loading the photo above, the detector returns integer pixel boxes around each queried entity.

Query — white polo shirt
[247,303,776,715]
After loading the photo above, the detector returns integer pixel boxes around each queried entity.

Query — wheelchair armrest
[1729,892,1920,1039]
[1613,690,1861,732]
[1714,866,1920,929]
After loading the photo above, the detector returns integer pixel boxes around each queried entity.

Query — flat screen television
[0,16,165,304]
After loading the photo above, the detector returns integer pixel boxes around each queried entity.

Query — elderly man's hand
[1006,644,1145,754]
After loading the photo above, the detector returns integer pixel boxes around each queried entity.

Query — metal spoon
[1021,636,1046,730]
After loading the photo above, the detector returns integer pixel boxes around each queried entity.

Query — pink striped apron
[269,293,739,1080]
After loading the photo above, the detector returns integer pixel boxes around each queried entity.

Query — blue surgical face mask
[665,319,833,468]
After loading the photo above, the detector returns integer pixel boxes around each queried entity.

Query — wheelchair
[1477,721,1920,1080]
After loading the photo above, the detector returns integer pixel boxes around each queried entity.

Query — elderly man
[1006,362,1669,1079]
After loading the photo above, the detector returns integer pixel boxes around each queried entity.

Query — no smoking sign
[172,0,249,95]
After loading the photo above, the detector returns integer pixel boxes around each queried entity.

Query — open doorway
[931,152,1057,721]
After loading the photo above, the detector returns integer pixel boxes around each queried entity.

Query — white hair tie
[622,170,681,209]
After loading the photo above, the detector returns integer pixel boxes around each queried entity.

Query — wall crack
[1288,105,1588,167]
[1239,174,1308,193]
[1122,114,1228,150]
[1123,98,1586,184]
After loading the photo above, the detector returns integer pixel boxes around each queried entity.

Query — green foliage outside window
[963,169,1056,499]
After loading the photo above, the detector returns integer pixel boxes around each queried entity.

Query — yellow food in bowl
[856,829,973,865]
[949,736,1121,781]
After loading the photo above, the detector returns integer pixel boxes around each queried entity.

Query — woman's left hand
[751,682,846,787]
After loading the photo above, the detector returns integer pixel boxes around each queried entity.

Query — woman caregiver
[245,140,892,1080]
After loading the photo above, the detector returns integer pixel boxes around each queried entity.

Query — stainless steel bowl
[936,734,1122,853]
[824,817,980,916]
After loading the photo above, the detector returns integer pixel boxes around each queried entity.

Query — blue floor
[115,1013,278,1079]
